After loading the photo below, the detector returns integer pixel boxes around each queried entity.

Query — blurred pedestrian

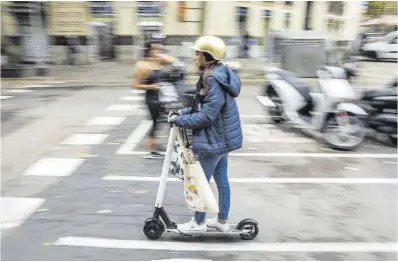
[243,31,250,58]
[168,36,243,233]
[67,36,79,65]
[133,40,175,159]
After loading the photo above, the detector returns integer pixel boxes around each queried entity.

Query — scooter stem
[155,125,177,208]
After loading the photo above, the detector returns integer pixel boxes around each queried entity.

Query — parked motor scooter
[258,66,368,151]
[357,81,397,147]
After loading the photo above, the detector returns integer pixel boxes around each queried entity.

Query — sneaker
[142,152,164,159]
[206,217,229,232]
[155,149,166,156]
[177,218,207,233]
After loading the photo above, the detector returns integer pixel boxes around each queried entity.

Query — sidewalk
[2,58,393,90]
[1,58,266,89]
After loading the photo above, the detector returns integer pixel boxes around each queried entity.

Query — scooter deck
[166,224,247,236]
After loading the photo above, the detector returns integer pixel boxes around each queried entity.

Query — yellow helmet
[192,35,226,60]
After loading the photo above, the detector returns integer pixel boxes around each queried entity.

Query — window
[390,37,397,44]
[91,1,113,15]
[336,21,343,32]
[263,9,272,18]
[284,13,290,29]
[326,18,333,31]
[328,1,344,16]
[137,1,162,17]
[237,6,248,22]
[177,1,187,22]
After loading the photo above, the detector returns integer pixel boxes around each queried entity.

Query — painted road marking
[1,197,45,229]
[54,237,398,252]
[116,120,153,154]
[115,150,398,159]
[23,158,85,177]
[106,104,139,111]
[118,96,145,101]
[229,152,398,158]
[5,89,33,93]
[24,84,50,88]
[61,134,109,145]
[86,116,125,126]
[240,115,273,118]
[102,175,397,184]
[130,90,145,94]
[243,124,313,143]
[0,96,13,100]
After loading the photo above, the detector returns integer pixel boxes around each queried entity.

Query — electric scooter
[143,122,259,240]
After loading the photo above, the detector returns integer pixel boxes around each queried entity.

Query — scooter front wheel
[143,219,165,240]
[237,221,259,240]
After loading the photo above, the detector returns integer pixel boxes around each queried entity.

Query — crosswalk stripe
[1,95,13,100]
[1,197,45,230]
[54,236,398,252]
[102,175,398,184]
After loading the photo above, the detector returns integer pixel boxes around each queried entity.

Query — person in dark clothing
[67,36,79,65]
[133,41,175,159]
[243,31,250,58]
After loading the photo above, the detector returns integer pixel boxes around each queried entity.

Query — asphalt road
[1,62,397,261]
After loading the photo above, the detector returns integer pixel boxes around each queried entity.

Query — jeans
[195,153,230,224]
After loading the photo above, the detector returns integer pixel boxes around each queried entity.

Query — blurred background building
[1,1,395,75]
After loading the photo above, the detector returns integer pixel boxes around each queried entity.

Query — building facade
[1,1,363,67]
[113,1,363,62]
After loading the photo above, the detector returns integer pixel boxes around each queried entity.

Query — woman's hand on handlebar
[167,111,179,123]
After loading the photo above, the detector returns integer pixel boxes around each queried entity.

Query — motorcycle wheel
[388,135,397,147]
[323,114,366,151]
[267,89,284,124]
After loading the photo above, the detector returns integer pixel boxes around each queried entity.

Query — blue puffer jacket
[174,63,243,155]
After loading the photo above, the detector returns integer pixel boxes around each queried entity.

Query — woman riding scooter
[168,36,243,233]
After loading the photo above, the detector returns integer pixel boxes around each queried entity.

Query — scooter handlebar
[167,110,180,127]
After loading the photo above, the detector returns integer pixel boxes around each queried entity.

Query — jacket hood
[210,63,241,97]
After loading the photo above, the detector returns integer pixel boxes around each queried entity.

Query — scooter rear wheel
[143,219,165,240]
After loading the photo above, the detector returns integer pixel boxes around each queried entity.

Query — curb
[2,83,95,90]
[2,80,380,90]
[2,78,266,90]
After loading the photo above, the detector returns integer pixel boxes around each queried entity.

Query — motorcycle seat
[374,114,398,125]
[362,89,397,100]
[275,70,312,102]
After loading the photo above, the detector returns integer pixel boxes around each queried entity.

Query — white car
[362,31,397,60]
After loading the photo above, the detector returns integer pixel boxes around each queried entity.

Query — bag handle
[181,128,190,148]
[174,126,194,164]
